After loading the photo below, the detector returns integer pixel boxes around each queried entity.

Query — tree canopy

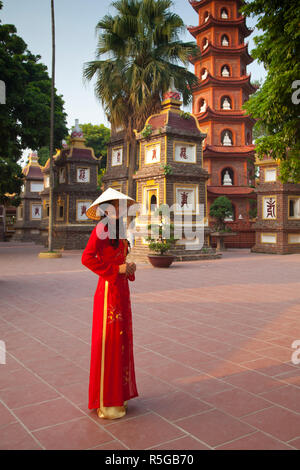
[75,123,110,167]
[83,0,200,195]
[241,0,300,183]
[0,2,68,204]
[209,196,234,231]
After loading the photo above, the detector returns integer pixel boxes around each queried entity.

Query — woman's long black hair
[107,216,130,251]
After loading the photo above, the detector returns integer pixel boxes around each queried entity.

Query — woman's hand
[118,263,136,275]
[127,262,136,275]
[119,262,136,276]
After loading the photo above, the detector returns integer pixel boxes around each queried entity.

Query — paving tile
[216,431,294,450]
[176,409,255,448]
[150,435,211,450]
[204,388,272,417]
[260,385,300,413]
[0,422,42,450]
[32,416,113,450]
[0,367,44,391]
[135,372,178,400]
[222,370,286,394]
[13,397,85,431]
[55,380,88,405]
[91,440,128,450]
[242,358,297,377]
[0,402,17,429]
[175,373,235,400]
[0,381,60,409]
[242,406,300,442]
[106,412,185,450]
[276,368,300,387]
[287,438,300,450]
[143,390,213,422]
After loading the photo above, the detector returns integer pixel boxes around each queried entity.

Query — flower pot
[147,254,174,268]
[211,232,237,252]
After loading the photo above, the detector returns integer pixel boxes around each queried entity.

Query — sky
[1,0,266,163]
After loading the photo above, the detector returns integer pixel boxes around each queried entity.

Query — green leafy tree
[241,0,300,183]
[37,146,50,167]
[0,2,68,204]
[84,0,200,196]
[66,123,110,167]
[209,196,233,232]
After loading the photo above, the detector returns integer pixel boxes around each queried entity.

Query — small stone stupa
[12,151,44,242]
[39,120,101,249]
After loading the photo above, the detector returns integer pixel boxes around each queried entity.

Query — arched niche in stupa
[202,37,209,51]
[221,64,230,77]
[221,34,230,47]
[198,98,207,113]
[221,167,234,186]
[203,11,210,23]
[221,129,233,146]
[246,131,252,145]
[201,68,208,81]
[220,8,229,19]
[221,96,232,110]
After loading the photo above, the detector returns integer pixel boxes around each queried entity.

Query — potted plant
[209,196,236,251]
[146,205,176,268]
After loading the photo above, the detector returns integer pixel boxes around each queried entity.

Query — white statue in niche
[200,99,207,113]
[222,36,229,46]
[221,9,229,19]
[203,39,209,50]
[201,68,208,80]
[204,13,210,22]
[223,131,232,146]
[221,66,230,77]
[223,170,233,186]
[222,97,231,110]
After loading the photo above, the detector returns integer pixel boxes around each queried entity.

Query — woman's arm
[81,226,119,282]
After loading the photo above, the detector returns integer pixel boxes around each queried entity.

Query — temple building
[104,82,220,261]
[39,120,100,249]
[102,127,129,195]
[252,156,300,254]
[12,151,44,242]
[188,0,257,248]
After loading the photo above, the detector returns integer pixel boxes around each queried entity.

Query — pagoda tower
[188,0,257,248]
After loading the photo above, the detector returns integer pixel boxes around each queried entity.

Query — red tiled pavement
[0,243,299,449]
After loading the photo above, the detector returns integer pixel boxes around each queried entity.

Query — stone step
[128,248,221,263]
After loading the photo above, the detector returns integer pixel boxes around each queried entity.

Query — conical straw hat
[86,187,136,221]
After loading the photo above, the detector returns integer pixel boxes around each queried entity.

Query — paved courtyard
[0,241,299,450]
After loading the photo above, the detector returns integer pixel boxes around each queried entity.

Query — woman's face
[104,200,120,219]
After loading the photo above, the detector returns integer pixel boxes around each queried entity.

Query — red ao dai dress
[81,222,138,419]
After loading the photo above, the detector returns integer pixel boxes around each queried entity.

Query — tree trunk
[48,0,55,252]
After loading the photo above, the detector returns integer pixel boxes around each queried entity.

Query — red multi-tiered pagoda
[188,0,257,247]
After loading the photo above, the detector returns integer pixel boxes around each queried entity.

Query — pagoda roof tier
[137,106,205,140]
[190,43,253,65]
[188,16,253,38]
[193,73,258,94]
[196,106,256,124]
[188,0,214,11]
[188,0,244,12]
[22,152,43,180]
[204,144,255,157]
[207,186,255,196]
[22,165,43,180]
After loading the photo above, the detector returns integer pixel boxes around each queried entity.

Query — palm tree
[84,0,200,197]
